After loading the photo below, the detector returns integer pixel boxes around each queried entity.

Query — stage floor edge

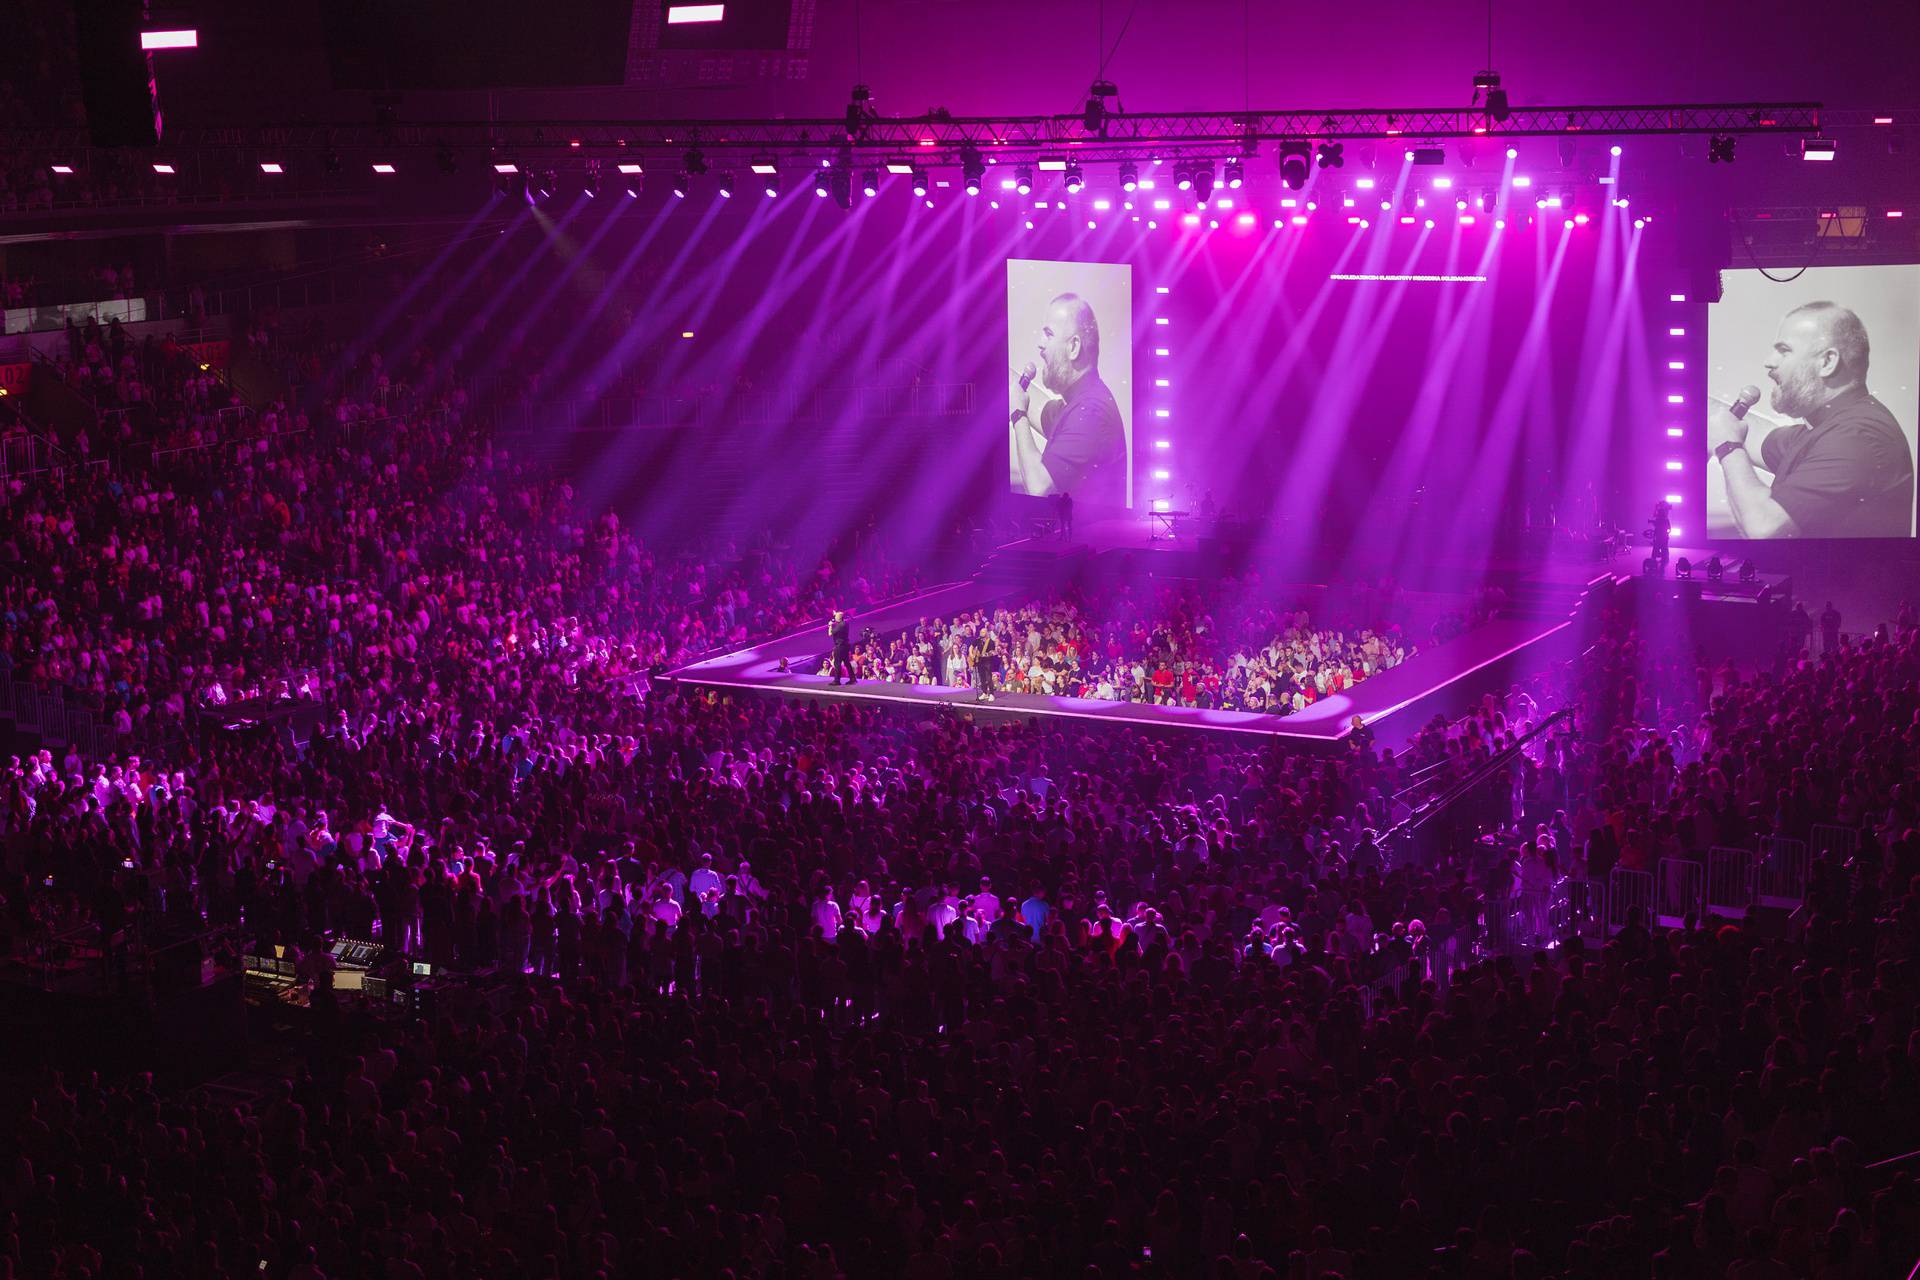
[667,579,1593,745]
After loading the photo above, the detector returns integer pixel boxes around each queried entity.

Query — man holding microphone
[1710,301,1913,538]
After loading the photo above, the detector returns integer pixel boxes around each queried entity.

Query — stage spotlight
[763,172,780,198]
[815,169,831,198]
[1316,141,1345,169]
[1708,134,1737,163]
[324,150,343,174]
[1174,164,1193,191]
[750,154,778,175]
[684,148,709,176]
[1643,557,1660,577]
[961,147,985,195]
[1739,560,1757,584]
[1193,165,1215,202]
[1409,146,1444,165]
[1801,137,1837,161]
[717,172,735,198]
[672,171,690,198]
[1558,137,1578,168]
[1223,158,1244,189]
[1279,140,1311,190]
[1675,557,1692,579]
[910,166,929,197]
[1014,165,1033,195]
[435,144,458,174]
[1119,161,1139,191]
[830,169,852,209]
[584,168,601,198]
[862,167,880,197]
[1064,163,1084,193]
[1707,555,1724,583]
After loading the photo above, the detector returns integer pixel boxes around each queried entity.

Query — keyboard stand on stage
[1149,510,1187,541]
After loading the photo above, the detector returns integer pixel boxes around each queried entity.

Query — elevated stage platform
[667,532,1635,747]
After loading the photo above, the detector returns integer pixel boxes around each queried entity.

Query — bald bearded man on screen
[1710,301,1915,539]
[1010,292,1126,508]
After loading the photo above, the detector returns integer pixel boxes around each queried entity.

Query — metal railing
[0,668,179,762]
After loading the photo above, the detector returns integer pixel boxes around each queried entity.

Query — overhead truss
[2,102,1836,167]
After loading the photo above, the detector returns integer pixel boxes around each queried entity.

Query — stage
[667,552,1619,746]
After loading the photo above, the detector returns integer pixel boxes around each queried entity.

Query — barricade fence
[1756,835,1810,911]
[1655,857,1705,927]
[1707,847,1755,918]
[1607,867,1655,932]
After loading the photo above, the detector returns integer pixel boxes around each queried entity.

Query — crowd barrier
[1654,857,1705,927]
[1527,838,1839,955]
[1707,846,1755,918]
[1606,866,1654,932]
[1756,835,1810,911]
[0,669,176,763]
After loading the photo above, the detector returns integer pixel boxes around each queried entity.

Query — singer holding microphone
[1710,302,1914,539]
[1010,293,1126,509]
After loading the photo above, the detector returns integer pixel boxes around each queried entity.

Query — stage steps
[977,541,1092,590]
[1495,573,1612,624]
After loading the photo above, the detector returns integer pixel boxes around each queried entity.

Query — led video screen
[1705,264,1918,539]
[1007,258,1134,509]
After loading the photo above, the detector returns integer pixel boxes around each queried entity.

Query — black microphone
[1731,384,1761,419]
[1019,362,1036,393]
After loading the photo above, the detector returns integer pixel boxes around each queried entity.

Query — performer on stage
[826,609,855,685]
[972,629,1001,703]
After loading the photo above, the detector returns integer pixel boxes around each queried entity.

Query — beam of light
[323,197,520,399]
[1560,208,1656,558]
[1271,225,1435,565]
[516,203,681,409]
[587,192,875,535]
[479,196,632,376]
[1355,212,1507,570]
[1437,221,1574,570]
[409,198,598,404]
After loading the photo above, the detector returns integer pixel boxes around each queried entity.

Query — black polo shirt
[1038,370,1126,507]
[1760,386,1914,537]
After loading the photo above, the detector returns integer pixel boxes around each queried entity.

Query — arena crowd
[3,309,1919,1280]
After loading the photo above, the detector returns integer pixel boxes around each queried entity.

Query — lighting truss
[0,102,1827,170]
